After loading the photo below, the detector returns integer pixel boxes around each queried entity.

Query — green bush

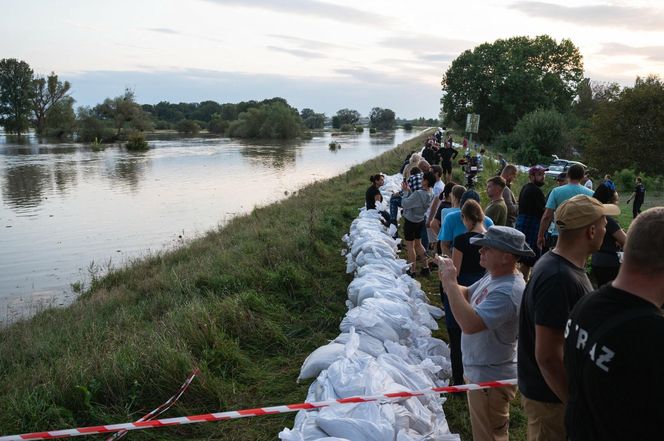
[227,101,304,139]
[499,108,569,165]
[125,131,149,151]
[176,119,201,135]
[369,127,377,134]
[355,126,364,133]
[403,123,413,131]
[339,124,355,132]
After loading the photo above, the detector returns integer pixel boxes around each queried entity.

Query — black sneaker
[420,268,431,277]
[406,270,417,278]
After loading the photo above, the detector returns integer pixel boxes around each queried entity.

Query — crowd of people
[364,137,662,441]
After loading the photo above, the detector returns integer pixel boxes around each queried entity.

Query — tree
[31,72,71,137]
[208,114,228,134]
[441,35,584,140]
[369,107,396,130]
[498,108,568,165]
[93,89,153,138]
[300,108,325,129]
[227,100,303,139]
[573,78,621,120]
[43,96,76,139]
[0,58,34,136]
[176,119,200,135]
[586,75,664,175]
[335,108,360,126]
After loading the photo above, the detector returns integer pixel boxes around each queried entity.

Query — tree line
[440,34,664,177]
[0,58,417,145]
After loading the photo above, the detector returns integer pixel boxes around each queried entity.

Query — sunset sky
[2,0,663,118]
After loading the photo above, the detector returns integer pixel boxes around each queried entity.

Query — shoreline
[0,129,433,439]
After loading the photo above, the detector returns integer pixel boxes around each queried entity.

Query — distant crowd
[364,131,662,441]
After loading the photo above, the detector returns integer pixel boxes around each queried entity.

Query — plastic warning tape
[0,379,517,441]
[105,368,199,441]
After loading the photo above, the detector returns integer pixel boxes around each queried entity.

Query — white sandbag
[425,304,445,320]
[298,343,346,381]
[316,402,396,441]
[333,332,386,358]
[340,306,400,343]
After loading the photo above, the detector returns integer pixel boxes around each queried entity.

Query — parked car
[544,157,587,180]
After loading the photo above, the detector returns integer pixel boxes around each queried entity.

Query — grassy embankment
[0,130,435,440]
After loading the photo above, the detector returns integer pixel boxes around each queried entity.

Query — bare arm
[428,198,441,227]
[452,248,463,277]
[437,257,487,334]
[612,228,627,248]
[537,208,554,250]
[535,325,568,403]
[440,241,451,257]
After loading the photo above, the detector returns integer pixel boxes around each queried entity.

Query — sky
[1,0,663,119]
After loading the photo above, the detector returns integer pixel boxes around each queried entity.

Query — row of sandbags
[279,174,460,441]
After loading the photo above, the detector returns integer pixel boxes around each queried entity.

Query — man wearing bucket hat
[437,226,533,441]
[518,195,620,441]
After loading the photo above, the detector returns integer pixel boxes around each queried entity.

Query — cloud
[202,0,396,27]
[64,68,441,118]
[509,1,664,31]
[268,34,351,51]
[267,46,326,59]
[146,27,182,35]
[598,42,664,63]
[380,35,476,54]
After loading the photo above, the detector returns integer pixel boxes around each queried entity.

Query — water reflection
[53,160,79,194]
[0,129,419,324]
[239,144,299,169]
[2,164,49,210]
[113,156,148,192]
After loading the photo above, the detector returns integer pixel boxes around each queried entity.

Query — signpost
[465,113,480,148]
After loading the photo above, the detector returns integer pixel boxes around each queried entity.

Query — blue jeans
[389,194,402,226]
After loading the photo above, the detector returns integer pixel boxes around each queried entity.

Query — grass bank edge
[0,129,434,439]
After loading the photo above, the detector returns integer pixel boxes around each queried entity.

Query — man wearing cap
[515,165,548,278]
[564,207,664,441]
[438,226,533,441]
[537,164,593,251]
[518,195,619,441]
[500,164,519,227]
[485,176,508,226]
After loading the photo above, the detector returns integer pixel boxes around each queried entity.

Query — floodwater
[0,129,418,324]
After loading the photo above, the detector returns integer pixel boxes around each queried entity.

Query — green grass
[4,130,654,440]
[0,130,440,440]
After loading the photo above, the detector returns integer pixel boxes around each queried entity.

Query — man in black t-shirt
[626,176,646,218]
[439,144,458,183]
[564,207,664,441]
[518,195,620,441]
[515,165,547,278]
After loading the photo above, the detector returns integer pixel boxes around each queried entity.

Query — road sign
[466,114,480,133]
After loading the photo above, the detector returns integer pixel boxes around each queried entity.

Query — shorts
[404,219,424,241]
[442,161,452,174]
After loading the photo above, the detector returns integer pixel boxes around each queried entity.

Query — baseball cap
[555,195,621,231]
[556,172,567,181]
[529,165,548,175]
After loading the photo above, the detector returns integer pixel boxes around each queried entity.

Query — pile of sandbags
[279,175,459,441]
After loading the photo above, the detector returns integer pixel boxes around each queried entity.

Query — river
[0,129,420,325]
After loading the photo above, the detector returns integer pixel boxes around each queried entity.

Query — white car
[544,158,587,180]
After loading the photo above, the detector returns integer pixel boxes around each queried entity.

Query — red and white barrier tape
[0,379,517,441]
[105,368,199,441]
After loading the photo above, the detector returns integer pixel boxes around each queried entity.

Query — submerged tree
[31,72,72,137]
[0,58,34,136]
[369,107,396,130]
